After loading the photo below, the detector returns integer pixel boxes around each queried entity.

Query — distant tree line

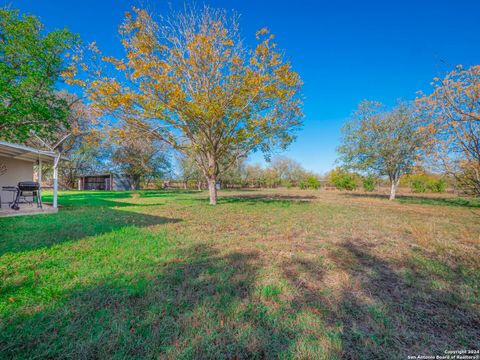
[326,168,450,194]
[178,155,321,190]
[0,6,478,200]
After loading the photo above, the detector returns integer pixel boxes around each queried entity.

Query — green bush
[306,176,320,190]
[411,178,427,193]
[362,175,376,192]
[409,174,446,193]
[340,176,357,191]
[299,176,320,190]
[329,169,357,191]
[427,178,447,193]
[282,180,293,189]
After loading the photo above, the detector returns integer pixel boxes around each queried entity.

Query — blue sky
[4,0,480,173]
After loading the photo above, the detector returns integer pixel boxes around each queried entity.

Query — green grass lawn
[1,189,479,359]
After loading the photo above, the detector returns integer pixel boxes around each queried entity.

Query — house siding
[0,156,33,190]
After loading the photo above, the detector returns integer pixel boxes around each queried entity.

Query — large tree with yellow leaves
[81,6,303,204]
[419,65,480,195]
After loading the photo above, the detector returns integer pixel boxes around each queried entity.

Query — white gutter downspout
[53,153,60,209]
[38,158,43,204]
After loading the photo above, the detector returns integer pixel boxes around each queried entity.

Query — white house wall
[0,156,34,190]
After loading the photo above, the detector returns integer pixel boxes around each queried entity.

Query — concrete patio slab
[0,203,58,217]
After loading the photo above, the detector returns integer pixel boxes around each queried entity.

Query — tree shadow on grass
[195,194,315,206]
[343,193,480,208]
[0,206,181,256]
[41,190,193,208]
[278,240,480,358]
[328,242,479,358]
[0,244,307,359]
[139,189,202,197]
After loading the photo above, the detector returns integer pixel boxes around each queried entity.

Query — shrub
[408,174,447,193]
[411,177,427,193]
[427,178,447,193]
[340,176,357,190]
[362,175,376,192]
[299,176,320,190]
[306,176,320,190]
[329,169,357,191]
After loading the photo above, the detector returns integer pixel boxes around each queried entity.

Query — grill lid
[17,181,40,191]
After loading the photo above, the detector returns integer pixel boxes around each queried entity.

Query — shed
[78,173,134,191]
[0,140,60,208]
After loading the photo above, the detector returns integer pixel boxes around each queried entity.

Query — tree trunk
[389,180,398,200]
[197,181,202,191]
[131,175,140,190]
[207,177,217,205]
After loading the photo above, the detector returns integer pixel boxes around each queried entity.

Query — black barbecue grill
[11,181,42,210]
